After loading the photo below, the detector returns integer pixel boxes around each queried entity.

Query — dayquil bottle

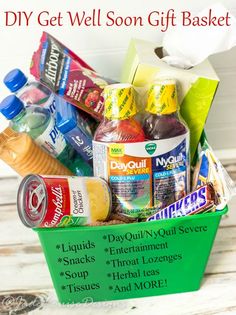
[93,83,147,218]
[0,127,72,176]
[94,84,145,143]
[143,79,190,210]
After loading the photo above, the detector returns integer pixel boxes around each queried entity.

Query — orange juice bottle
[0,127,72,176]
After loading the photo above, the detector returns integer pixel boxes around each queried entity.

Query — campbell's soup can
[17,175,112,228]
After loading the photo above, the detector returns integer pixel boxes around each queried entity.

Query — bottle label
[42,94,57,117]
[35,118,67,157]
[65,126,93,164]
[36,176,90,227]
[93,133,190,219]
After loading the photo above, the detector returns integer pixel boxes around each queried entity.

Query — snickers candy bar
[147,184,217,221]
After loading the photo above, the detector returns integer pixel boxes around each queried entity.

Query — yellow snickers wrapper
[146,79,178,115]
[104,83,137,120]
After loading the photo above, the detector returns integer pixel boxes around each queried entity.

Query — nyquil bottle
[143,79,190,210]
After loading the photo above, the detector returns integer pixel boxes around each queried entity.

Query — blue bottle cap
[0,95,24,120]
[3,69,28,92]
[56,97,77,134]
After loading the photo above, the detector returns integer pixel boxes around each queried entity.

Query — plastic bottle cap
[55,97,77,134]
[104,83,137,120]
[0,95,24,120]
[3,69,28,92]
[146,79,179,115]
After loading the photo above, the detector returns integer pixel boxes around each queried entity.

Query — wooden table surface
[0,166,236,315]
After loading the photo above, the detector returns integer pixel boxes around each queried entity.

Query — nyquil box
[121,38,219,162]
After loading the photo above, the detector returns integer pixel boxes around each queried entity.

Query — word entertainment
[3,9,231,32]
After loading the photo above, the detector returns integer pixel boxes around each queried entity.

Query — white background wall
[0,0,235,176]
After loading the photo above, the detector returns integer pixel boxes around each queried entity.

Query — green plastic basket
[36,206,227,304]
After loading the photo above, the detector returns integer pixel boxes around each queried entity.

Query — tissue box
[121,39,219,162]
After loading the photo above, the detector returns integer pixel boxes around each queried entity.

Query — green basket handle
[200,130,208,146]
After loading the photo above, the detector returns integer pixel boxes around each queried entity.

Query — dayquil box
[121,39,219,162]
